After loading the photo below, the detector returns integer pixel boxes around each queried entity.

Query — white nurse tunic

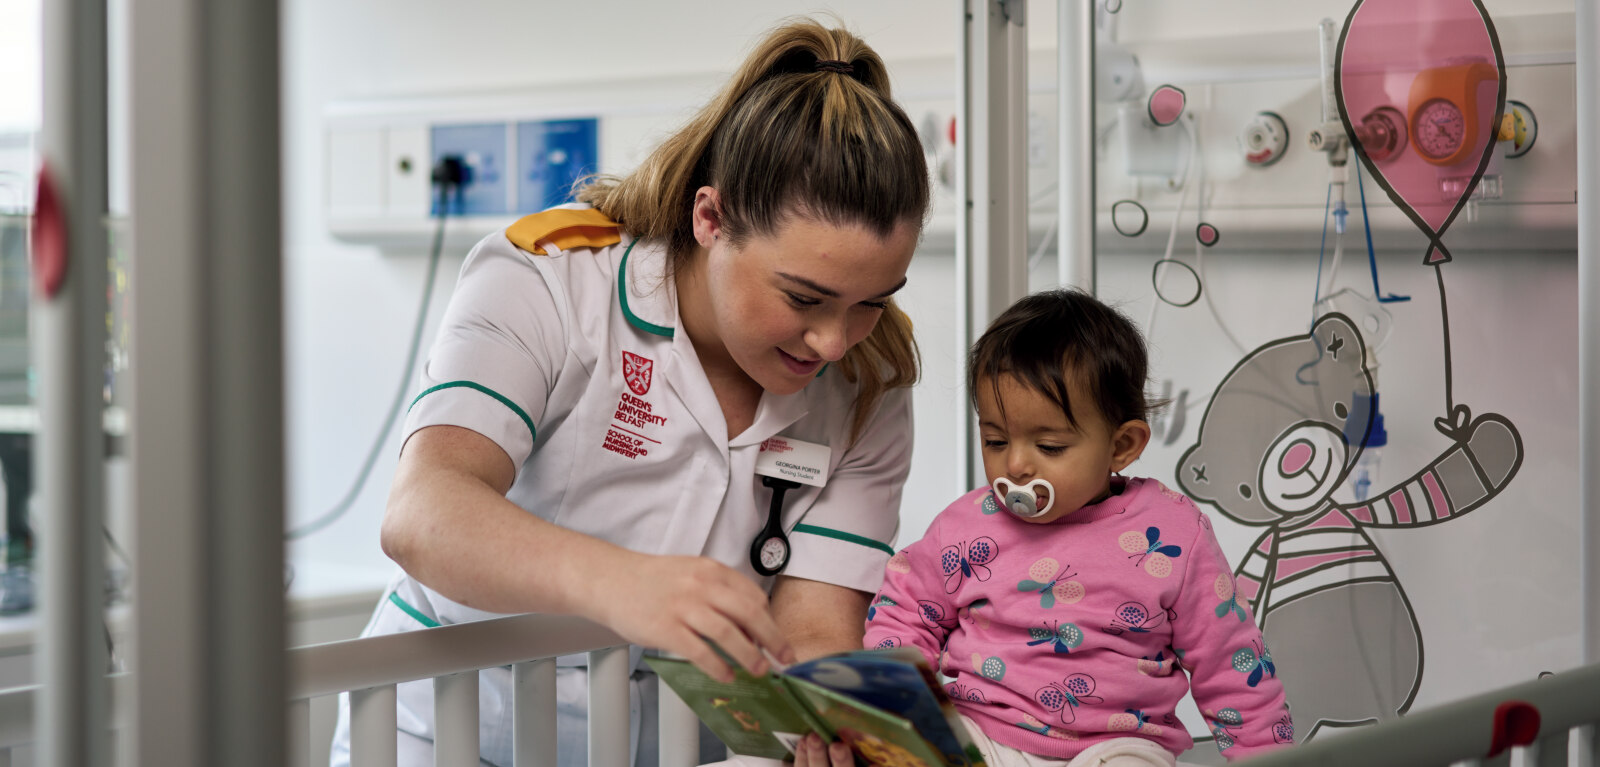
[330,205,912,767]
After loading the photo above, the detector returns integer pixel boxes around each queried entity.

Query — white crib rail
[285,611,700,767]
[1239,662,1600,767]
[0,631,1586,766]
[0,674,132,764]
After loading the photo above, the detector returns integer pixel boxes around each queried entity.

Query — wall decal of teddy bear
[1177,312,1521,741]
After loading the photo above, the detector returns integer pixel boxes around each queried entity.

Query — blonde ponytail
[577,17,928,444]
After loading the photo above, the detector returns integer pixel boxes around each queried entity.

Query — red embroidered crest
[622,351,653,396]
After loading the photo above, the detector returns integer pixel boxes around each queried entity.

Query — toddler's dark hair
[968,289,1157,429]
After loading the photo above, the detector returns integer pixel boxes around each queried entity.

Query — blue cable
[1312,181,1333,328]
[1355,161,1410,303]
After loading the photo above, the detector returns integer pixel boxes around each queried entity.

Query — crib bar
[657,665,699,767]
[0,746,9,767]
[287,698,310,767]
[435,671,480,766]
[1532,731,1570,767]
[588,647,630,767]
[1576,724,1597,767]
[1240,662,1600,766]
[351,685,399,767]
[0,687,32,750]
[289,612,624,701]
[514,660,558,767]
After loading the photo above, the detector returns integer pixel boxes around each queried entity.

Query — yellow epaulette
[505,208,622,255]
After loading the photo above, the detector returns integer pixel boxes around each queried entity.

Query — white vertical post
[587,648,630,767]
[35,0,109,763]
[1057,0,1095,293]
[1575,724,1596,767]
[287,698,312,767]
[127,0,285,764]
[657,660,700,767]
[959,0,1030,487]
[1578,0,1599,669]
[350,686,399,767]
[514,660,558,767]
[435,672,480,766]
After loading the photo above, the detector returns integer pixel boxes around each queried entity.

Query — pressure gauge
[1406,60,1498,167]
[1413,99,1465,161]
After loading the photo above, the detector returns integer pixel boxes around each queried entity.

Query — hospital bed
[0,614,1590,767]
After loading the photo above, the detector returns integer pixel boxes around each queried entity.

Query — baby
[864,289,1292,766]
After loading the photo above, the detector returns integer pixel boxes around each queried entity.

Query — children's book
[645,647,987,767]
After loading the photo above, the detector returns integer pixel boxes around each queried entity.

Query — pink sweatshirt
[863,478,1292,761]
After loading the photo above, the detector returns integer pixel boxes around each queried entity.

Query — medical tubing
[1326,171,1348,296]
[1191,114,1247,356]
[1359,161,1381,290]
[285,180,456,540]
[1355,159,1406,303]
[1027,182,1061,274]
[1145,115,1197,335]
[1313,181,1333,327]
[1027,215,1058,275]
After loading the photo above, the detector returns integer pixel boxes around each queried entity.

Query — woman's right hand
[589,551,795,682]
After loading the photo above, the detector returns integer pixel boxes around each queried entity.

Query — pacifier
[991,477,1056,519]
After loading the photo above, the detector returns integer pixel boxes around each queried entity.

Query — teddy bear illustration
[1177,312,1521,740]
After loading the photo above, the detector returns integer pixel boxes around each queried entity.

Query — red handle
[1486,700,1540,758]
[31,163,68,299]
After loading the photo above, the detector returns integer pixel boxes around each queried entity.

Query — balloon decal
[1335,0,1505,267]
[1195,223,1220,248]
[1111,200,1149,238]
[1152,260,1200,308]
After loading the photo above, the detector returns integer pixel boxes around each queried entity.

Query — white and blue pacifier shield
[992,477,1055,519]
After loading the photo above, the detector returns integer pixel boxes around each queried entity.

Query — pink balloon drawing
[1195,223,1220,248]
[1335,0,1505,267]
[1337,0,1509,421]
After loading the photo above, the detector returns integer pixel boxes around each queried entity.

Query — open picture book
[645,647,987,767]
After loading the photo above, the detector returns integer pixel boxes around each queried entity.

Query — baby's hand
[790,733,851,767]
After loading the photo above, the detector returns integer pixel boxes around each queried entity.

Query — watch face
[759,537,789,571]
[1414,99,1466,160]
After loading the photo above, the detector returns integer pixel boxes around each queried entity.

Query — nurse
[330,17,929,767]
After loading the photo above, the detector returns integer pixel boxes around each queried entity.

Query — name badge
[755,437,832,488]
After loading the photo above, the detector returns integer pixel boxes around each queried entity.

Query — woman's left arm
[770,575,872,660]
[772,575,873,767]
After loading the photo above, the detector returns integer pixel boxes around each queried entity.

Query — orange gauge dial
[1406,61,1499,167]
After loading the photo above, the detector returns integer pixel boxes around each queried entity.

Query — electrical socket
[430,123,509,215]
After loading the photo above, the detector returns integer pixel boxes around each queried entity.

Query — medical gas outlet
[1239,112,1289,167]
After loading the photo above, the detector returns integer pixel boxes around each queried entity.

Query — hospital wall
[283,0,1582,731]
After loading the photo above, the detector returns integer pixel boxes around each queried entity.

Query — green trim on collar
[388,591,441,628]
[618,240,674,338]
[409,381,537,444]
[792,524,895,556]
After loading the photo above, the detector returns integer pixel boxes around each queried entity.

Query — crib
[0,613,1592,767]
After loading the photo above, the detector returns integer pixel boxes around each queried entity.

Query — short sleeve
[402,233,569,471]
[782,385,914,594]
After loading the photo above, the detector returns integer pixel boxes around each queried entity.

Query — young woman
[331,17,930,767]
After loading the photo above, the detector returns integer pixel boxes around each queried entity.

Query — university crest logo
[622,351,653,396]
